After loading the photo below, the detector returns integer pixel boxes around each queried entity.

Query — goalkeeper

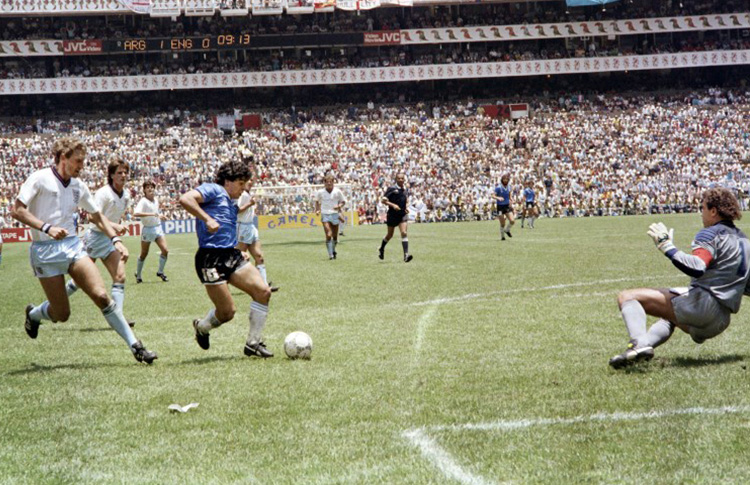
[609,187,750,369]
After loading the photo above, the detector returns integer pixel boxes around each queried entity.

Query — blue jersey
[195,183,239,249]
[523,187,535,203]
[494,184,511,207]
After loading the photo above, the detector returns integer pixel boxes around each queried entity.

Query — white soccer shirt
[17,167,99,242]
[237,191,256,223]
[91,185,130,233]
[134,196,160,227]
[316,187,346,215]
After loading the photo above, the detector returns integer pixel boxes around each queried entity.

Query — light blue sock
[102,301,137,346]
[0,253,3,265]
[66,279,78,296]
[29,301,52,323]
[136,258,144,278]
[112,283,125,312]
[326,240,333,257]
[158,255,167,274]
[257,264,267,284]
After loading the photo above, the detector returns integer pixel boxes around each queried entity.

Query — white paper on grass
[168,402,200,413]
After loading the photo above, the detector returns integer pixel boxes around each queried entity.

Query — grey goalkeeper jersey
[666,221,750,313]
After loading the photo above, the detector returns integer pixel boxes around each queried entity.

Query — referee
[378,172,413,263]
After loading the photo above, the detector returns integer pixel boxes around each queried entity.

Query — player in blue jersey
[609,187,750,369]
[521,180,538,229]
[179,159,274,358]
[492,174,515,241]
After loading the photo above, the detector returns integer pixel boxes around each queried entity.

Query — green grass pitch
[2,214,750,484]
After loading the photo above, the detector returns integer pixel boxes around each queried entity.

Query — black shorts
[195,247,248,285]
[497,205,512,215]
[525,202,536,209]
[387,210,408,227]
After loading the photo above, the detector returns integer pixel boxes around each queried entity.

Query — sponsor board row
[0,213,358,243]
[2,50,749,95]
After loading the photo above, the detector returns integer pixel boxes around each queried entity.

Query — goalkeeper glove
[647,222,676,253]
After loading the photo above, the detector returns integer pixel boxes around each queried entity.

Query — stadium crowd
[1,0,747,42]
[3,34,748,80]
[1,87,749,229]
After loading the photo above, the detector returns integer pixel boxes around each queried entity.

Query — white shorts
[321,213,340,225]
[29,236,88,278]
[671,286,731,343]
[83,229,116,260]
[237,222,259,245]
[141,225,165,243]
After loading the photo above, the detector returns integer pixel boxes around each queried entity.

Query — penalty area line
[403,405,750,485]
[412,275,672,307]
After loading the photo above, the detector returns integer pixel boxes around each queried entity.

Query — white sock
[66,279,78,296]
[197,308,221,334]
[30,301,52,323]
[621,300,647,345]
[257,264,268,284]
[248,301,269,345]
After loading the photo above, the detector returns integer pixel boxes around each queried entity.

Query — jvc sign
[363,31,402,46]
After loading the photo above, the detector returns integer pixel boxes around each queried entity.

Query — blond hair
[52,137,86,164]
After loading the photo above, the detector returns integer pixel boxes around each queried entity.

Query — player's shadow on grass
[178,355,237,365]
[6,362,119,376]
[667,354,745,368]
[48,326,112,333]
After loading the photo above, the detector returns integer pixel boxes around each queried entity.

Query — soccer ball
[284,331,313,359]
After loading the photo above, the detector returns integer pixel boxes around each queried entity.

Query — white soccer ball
[284,331,313,359]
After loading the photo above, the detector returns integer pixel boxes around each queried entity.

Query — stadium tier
[1,0,749,228]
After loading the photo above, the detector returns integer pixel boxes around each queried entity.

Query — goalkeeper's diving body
[609,187,750,369]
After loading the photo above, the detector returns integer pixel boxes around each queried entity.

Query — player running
[315,174,347,260]
[180,159,274,358]
[12,137,157,364]
[133,180,169,283]
[521,180,538,229]
[609,187,750,369]
[236,176,279,292]
[65,158,135,327]
[378,172,413,263]
[493,174,515,240]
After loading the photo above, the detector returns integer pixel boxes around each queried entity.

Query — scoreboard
[104,33,362,52]
[107,34,252,52]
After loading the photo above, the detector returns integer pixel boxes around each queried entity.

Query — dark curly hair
[703,187,741,221]
[215,160,253,186]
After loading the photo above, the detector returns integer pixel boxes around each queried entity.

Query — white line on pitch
[402,429,497,485]
[412,275,672,307]
[410,305,438,372]
[428,405,750,433]
[403,405,750,485]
